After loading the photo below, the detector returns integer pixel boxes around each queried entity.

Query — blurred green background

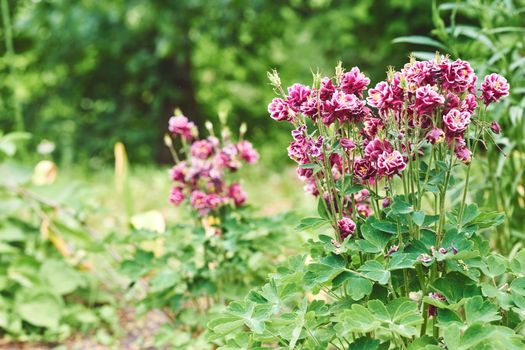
[1,0,436,166]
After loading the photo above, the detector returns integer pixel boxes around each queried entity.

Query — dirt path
[0,308,171,350]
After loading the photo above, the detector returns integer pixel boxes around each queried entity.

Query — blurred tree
[1,0,432,164]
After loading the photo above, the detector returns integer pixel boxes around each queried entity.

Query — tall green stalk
[1,0,24,132]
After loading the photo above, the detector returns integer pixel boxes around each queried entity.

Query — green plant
[208,59,525,349]
[0,131,117,341]
[118,115,301,348]
[393,0,525,254]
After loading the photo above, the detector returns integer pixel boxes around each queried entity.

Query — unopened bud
[267,69,282,88]
[205,121,214,135]
[239,122,247,137]
[163,134,173,147]
[173,107,183,117]
[335,61,344,84]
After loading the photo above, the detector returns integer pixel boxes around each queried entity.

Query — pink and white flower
[481,73,509,105]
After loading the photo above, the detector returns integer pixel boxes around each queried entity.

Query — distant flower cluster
[268,56,509,237]
[167,113,258,216]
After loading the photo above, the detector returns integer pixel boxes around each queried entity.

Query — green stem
[1,0,24,132]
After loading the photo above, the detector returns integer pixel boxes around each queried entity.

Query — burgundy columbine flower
[418,253,433,264]
[169,115,196,141]
[443,108,471,134]
[308,136,324,158]
[364,138,393,162]
[481,73,509,105]
[403,60,438,88]
[206,193,223,210]
[356,203,372,218]
[413,84,445,116]
[490,121,501,134]
[362,117,383,139]
[169,186,185,205]
[382,197,391,208]
[461,94,478,115]
[236,140,259,164]
[214,146,241,172]
[268,98,291,122]
[340,138,356,151]
[386,244,399,256]
[330,91,365,123]
[354,189,370,202]
[439,59,477,93]
[170,162,186,182]
[426,127,445,144]
[190,190,208,212]
[367,81,393,110]
[304,177,319,196]
[291,125,307,141]
[287,83,311,112]
[353,157,375,181]
[428,292,446,317]
[337,217,356,240]
[377,150,406,177]
[339,67,370,97]
[444,92,461,113]
[319,77,336,101]
[454,144,472,164]
[191,139,215,159]
[300,95,319,118]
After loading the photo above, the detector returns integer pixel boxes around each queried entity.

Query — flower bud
[490,121,501,134]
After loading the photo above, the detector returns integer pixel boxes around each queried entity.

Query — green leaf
[386,299,423,337]
[361,222,391,251]
[481,254,507,278]
[460,204,479,227]
[338,304,379,333]
[317,197,330,220]
[443,323,525,350]
[304,255,345,287]
[436,309,462,326]
[297,217,330,231]
[481,283,512,311]
[370,220,399,234]
[464,296,501,326]
[412,211,425,226]
[387,253,416,271]
[334,273,373,301]
[208,316,244,335]
[350,337,380,350]
[359,261,390,285]
[389,197,414,215]
[15,289,63,329]
[510,277,525,296]
[369,298,423,338]
[342,184,365,196]
[392,35,448,51]
[470,211,504,229]
[431,273,481,304]
[150,269,181,291]
[40,260,83,295]
[510,250,525,275]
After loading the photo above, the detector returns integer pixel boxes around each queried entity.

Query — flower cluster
[167,113,258,216]
[268,57,509,239]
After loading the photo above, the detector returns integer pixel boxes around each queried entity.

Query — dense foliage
[0,133,116,341]
[1,0,433,163]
